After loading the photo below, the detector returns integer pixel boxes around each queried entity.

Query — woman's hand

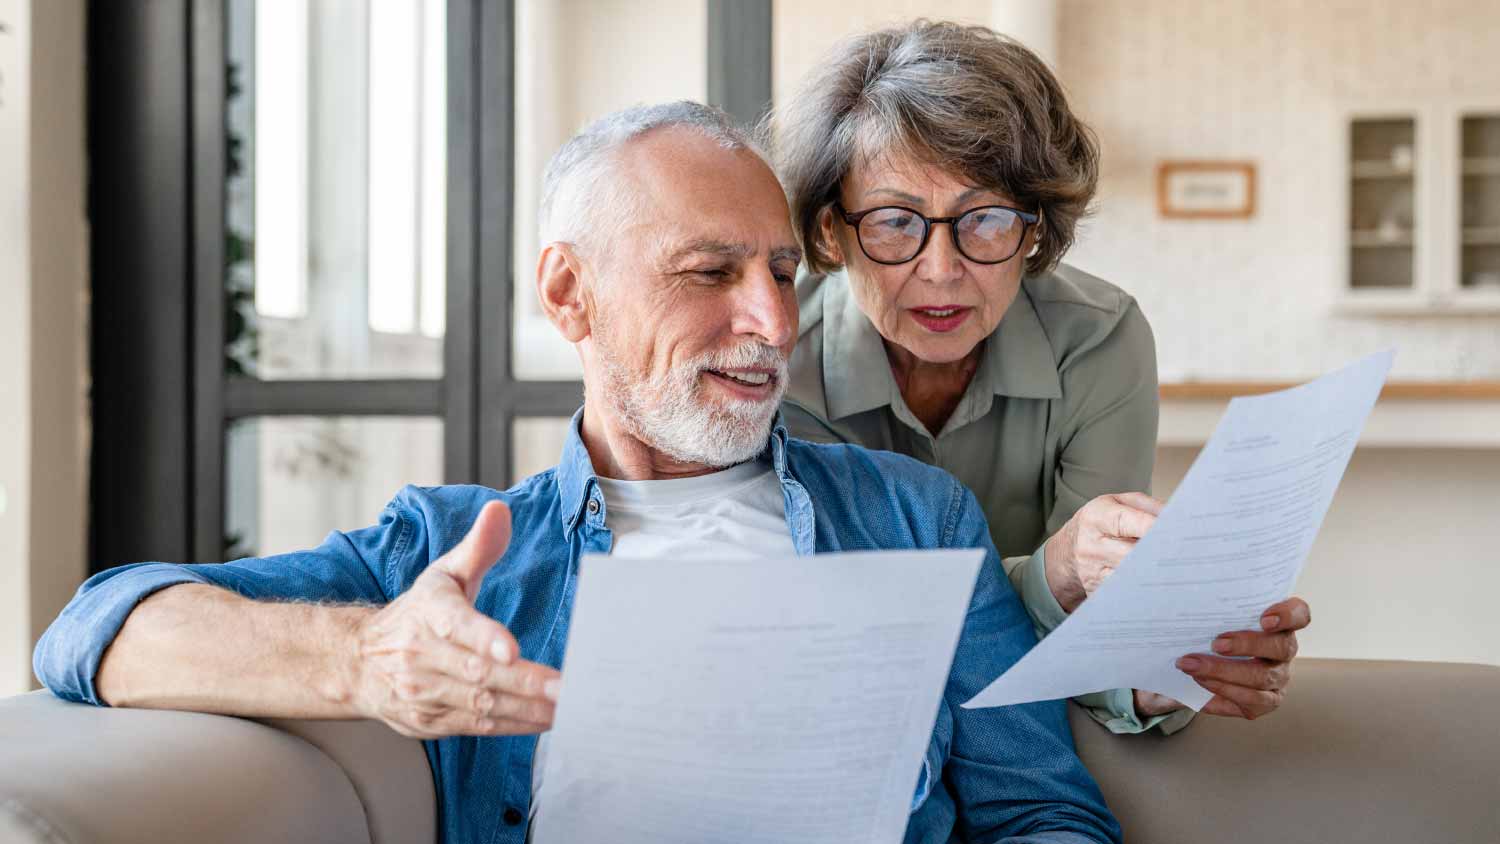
[1043,492,1164,613]
[1133,597,1312,721]
[1176,597,1310,719]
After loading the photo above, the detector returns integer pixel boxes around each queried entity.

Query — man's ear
[816,205,845,267]
[536,242,591,343]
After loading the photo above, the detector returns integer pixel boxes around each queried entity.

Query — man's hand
[351,501,560,739]
[1043,492,1163,613]
[1133,597,1311,721]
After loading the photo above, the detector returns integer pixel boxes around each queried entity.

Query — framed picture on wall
[1157,161,1257,219]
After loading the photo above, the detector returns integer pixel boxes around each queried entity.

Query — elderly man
[34,102,1120,844]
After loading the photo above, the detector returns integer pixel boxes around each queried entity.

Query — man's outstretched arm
[95,583,369,716]
[37,499,559,739]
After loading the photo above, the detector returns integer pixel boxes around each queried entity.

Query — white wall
[1057,0,1500,382]
[773,0,1061,104]
[0,0,89,696]
[511,0,707,380]
[1052,0,1500,667]
[0,0,30,697]
[1154,446,1500,666]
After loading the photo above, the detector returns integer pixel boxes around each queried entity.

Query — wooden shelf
[1161,381,1500,400]
[1351,160,1416,179]
[1160,382,1500,447]
[1336,290,1500,315]
[1462,157,1500,176]
[1350,229,1414,247]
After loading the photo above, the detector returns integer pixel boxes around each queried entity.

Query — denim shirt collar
[820,269,1063,424]
[555,408,599,539]
[555,406,808,550]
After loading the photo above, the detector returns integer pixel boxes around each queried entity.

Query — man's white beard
[595,334,788,468]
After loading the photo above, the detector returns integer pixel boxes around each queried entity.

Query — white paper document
[531,549,982,844]
[964,349,1395,711]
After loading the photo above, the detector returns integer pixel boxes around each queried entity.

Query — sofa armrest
[258,715,436,844]
[0,691,432,844]
[1070,658,1500,844]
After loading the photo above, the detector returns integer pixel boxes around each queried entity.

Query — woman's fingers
[1212,628,1299,662]
[1199,695,1251,719]
[1193,678,1283,719]
[1074,536,1134,593]
[1110,491,1165,517]
[1259,596,1312,632]
[1178,653,1292,692]
[1132,689,1185,718]
[1099,499,1156,541]
[1075,494,1158,543]
[1045,491,1160,611]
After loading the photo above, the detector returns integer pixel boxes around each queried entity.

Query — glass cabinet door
[1348,117,1418,290]
[1460,114,1500,292]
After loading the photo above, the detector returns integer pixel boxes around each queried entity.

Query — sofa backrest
[5,658,1497,843]
[1071,658,1500,844]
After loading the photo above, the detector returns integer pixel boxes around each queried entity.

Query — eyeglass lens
[856,207,1025,264]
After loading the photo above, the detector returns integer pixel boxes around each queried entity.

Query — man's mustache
[693,342,788,374]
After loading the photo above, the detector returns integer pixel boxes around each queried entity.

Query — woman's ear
[816,205,846,267]
[536,242,591,343]
[1026,213,1044,258]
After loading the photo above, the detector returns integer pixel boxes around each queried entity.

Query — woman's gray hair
[539,100,766,255]
[768,20,1099,276]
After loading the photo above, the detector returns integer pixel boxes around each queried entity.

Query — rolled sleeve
[32,565,214,705]
[33,490,421,706]
[1073,688,1194,736]
[1004,545,1068,638]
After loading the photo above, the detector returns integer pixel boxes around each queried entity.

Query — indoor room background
[3,0,1497,696]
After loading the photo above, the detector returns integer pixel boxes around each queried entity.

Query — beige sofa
[1,658,1496,843]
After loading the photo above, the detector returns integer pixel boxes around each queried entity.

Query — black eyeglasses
[834,202,1040,266]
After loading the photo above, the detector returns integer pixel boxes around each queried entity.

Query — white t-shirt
[530,459,795,821]
[594,458,796,559]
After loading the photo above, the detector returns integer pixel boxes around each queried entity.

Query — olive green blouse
[783,264,1193,735]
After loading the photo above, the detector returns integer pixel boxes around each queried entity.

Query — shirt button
[586,499,600,515]
[503,807,524,826]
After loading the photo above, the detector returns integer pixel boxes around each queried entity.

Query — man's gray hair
[538,100,768,254]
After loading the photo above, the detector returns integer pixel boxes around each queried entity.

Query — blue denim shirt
[35,412,1120,844]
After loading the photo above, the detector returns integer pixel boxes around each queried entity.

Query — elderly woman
[773,20,1308,733]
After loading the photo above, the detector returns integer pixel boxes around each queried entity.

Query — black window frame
[87,0,772,572]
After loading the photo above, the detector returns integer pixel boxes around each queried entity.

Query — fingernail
[1212,636,1232,654]
[543,678,561,702]
[491,641,511,663]
[1262,614,1280,630]
[1176,657,1201,672]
